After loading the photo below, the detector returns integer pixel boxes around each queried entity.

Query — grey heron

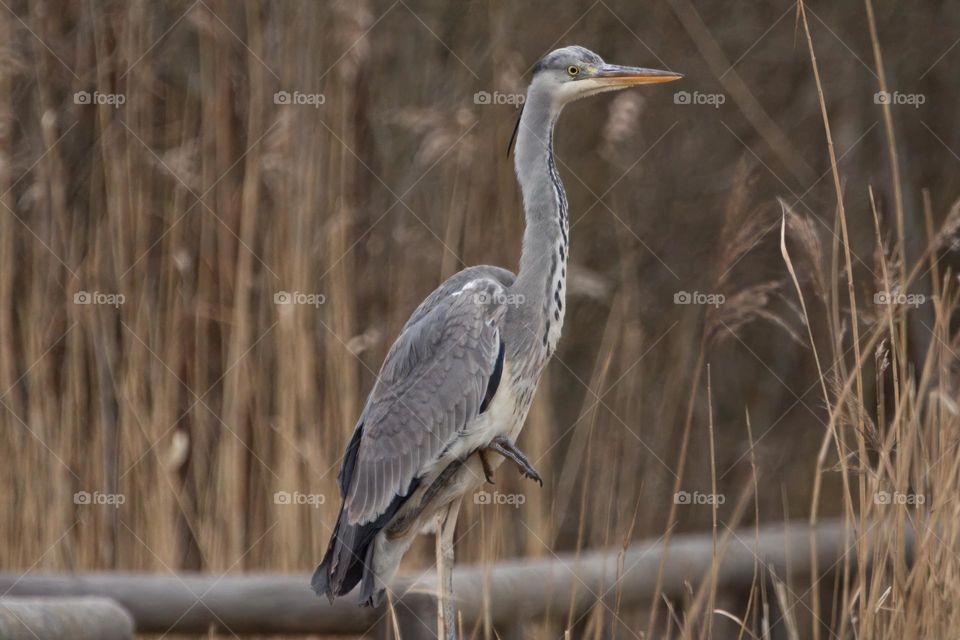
[312,45,681,633]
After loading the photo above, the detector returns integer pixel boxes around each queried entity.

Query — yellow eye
[567,65,580,77]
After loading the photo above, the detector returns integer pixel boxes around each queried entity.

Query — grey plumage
[345,276,509,524]
[314,269,514,604]
[312,45,682,614]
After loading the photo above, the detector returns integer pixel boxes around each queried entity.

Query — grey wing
[401,265,515,329]
[344,276,510,525]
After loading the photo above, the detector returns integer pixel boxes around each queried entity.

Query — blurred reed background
[1,0,959,637]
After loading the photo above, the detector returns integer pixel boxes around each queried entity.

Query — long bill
[593,64,683,86]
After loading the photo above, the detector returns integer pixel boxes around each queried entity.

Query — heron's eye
[567,65,580,77]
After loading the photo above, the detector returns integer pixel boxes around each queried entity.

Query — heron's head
[530,45,682,107]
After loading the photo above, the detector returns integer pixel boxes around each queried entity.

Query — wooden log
[0,597,134,640]
[434,520,865,623]
[0,519,904,636]
[0,574,378,635]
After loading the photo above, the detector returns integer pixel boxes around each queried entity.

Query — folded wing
[345,277,509,525]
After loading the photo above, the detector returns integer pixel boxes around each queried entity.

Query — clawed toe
[488,436,543,487]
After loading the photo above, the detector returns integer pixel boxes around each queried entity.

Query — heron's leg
[436,498,462,640]
[487,436,543,486]
[479,451,496,484]
[387,459,463,539]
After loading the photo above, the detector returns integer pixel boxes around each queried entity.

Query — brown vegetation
[1,1,958,637]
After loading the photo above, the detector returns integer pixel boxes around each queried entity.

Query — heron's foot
[488,436,543,486]
[479,450,496,484]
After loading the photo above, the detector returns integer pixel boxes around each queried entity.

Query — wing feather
[344,277,509,525]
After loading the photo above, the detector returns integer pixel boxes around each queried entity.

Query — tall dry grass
[1,0,959,638]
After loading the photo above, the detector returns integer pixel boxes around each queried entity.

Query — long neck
[510,88,569,360]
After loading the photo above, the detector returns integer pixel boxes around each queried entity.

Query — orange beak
[593,64,684,86]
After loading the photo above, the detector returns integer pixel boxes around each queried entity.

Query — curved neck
[510,86,569,358]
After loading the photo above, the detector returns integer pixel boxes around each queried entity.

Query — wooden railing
[0,520,900,637]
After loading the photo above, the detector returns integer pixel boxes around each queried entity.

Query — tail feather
[311,508,367,601]
[310,543,336,603]
[312,479,420,605]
